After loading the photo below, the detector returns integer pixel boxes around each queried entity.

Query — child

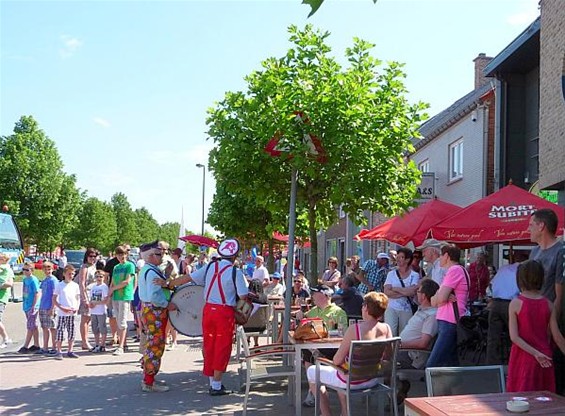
[38,261,58,354]
[87,271,109,352]
[0,252,15,348]
[18,262,41,353]
[507,260,565,392]
[52,264,80,359]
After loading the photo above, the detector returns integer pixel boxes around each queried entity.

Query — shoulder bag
[232,266,253,325]
[396,270,418,314]
[294,317,328,340]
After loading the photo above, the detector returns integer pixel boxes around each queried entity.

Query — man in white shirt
[399,279,440,369]
[417,239,447,285]
[251,256,269,287]
[265,272,284,297]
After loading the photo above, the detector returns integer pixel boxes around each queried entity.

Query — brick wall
[539,0,565,190]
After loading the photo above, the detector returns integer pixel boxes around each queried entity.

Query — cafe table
[405,390,565,415]
[288,331,342,416]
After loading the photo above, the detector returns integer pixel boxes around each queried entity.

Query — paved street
[1,283,424,415]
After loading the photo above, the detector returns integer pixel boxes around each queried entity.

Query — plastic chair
[314,336,401,416]
[236,325,295,415]
[425,365,506,397]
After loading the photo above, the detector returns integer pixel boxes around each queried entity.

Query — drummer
[137,241,178,393]
[162,238,248,396]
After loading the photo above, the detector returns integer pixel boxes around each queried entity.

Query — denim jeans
[426,319,458,367]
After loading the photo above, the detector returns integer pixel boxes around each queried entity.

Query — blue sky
[1,0,539,234]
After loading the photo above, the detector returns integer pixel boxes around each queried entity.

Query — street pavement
[1,283,424,415]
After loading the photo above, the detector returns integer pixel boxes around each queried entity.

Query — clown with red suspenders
[165,238,248,396]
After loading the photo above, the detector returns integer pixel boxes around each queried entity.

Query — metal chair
[425,365,506,397]
[314,336,401,416]
[236,325,295,416]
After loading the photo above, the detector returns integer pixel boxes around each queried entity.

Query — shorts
[91,314,108,335]
[0,302,5,323]
[306,364,379,390]
[25,309,38,330]
[56,315,76,342]
[112,300,129,330]
[39,309,57,329]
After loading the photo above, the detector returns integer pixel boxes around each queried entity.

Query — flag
[177,208,186,254]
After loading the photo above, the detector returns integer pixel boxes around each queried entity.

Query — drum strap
[205,262,232,304]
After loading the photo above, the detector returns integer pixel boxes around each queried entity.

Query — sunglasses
[88,255,97,258]
[22,268,32,272]
[151,252,163,257]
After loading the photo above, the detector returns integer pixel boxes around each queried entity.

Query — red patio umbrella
[355,199,462,247]
[179,235,219,248]
[429,184,564,247]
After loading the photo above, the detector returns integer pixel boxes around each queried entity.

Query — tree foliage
[303,0,379,18]
[207,25,427,278]
[67,197,118,253]
[0,116,81,251]
[111,192,139,246]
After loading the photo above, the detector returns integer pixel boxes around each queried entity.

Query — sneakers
[28,345,41,352]
[46,348,57,355]
[0,342,7,349]
[90,345,101,353]
[54,352,64,360]
[141,382,170,393]
[17,346,30,354]
[113,347,124,356]
[302,391,315,407]
[35,348,49,355]
[67,352,79,358]
[209,385,231,396]
[166,343,177,351]
[99,346,106,353]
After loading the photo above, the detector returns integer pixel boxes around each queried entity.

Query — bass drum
[169,284,205,336]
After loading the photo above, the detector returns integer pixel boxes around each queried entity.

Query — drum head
[169,284,205,336]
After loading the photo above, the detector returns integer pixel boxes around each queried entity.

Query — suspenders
[204,261,232,305]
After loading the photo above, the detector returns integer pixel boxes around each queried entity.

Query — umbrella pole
[509,243,514,264]
[283,168,298,345]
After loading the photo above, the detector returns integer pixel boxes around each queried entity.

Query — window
[448,139,463,181]
[418,159,430,173]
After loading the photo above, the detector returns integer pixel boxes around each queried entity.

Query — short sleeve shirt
[384,269,420,312]
[23,275,41,312]
[191,259,248,306]
[39,275,58,310]
[436,265,469,324]
[112,262,135,301]
[305,303,348,330]
[530,242,564,302]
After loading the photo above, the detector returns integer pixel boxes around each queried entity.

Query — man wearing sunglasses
[137,241,178,393]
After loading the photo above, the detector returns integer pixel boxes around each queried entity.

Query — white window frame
[448,139,464,181]
[418,159,430,173]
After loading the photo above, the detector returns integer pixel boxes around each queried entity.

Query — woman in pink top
[427,244,469,367]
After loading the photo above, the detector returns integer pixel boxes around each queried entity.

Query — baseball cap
[272,272,282,279]
[310,284,334,297]
[416,238,443,250]
[376,252,390,260]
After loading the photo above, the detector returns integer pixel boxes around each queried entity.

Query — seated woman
[306,292,392,416]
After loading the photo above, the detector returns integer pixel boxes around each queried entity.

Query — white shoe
[141,382,170,392]
[166,343,177,351]
[113,347,124,356]
[4,338,14,344]
[0,342,7,349]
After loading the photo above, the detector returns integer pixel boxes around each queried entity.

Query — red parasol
[355,199,463,247]
[429,184,564,247]
[272,232,290,242]
[179,235,219,248]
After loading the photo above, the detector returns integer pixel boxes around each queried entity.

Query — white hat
[416,239,443,250]
[218,238,240,258]
[377,252,390,260]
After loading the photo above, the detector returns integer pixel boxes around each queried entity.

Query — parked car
[65,250,86,270]
[34,257,58,270]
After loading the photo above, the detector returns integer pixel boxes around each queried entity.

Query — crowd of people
[0,207,563,411]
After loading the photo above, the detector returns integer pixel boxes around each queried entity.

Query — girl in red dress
[506,260,565,392]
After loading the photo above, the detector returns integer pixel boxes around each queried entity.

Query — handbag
[396,270,418,314]
[294,317,328,340]
[232,266,253,325]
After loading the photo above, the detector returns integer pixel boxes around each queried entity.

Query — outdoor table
[271,304,299,343]
[288,331,342,416]
[405,390,565,415]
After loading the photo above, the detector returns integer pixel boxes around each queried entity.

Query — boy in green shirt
[110,245,135,355]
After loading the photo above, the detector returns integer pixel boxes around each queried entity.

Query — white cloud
[59,35,83,58]
[93,117,111,128]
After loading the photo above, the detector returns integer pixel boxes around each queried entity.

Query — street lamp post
[196,163,205,235]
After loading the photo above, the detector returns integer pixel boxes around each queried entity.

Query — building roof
[414,82,493,149]
[484,17,540,77]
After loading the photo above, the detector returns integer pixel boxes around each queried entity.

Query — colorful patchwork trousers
[141,303,168,385]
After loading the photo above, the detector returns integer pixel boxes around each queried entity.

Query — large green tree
[67,196,118,253]
[0,116,81,251]
[111,192,139,246]
[134,207,160,245]
[207,25,427,279]
[157,222,181,250]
